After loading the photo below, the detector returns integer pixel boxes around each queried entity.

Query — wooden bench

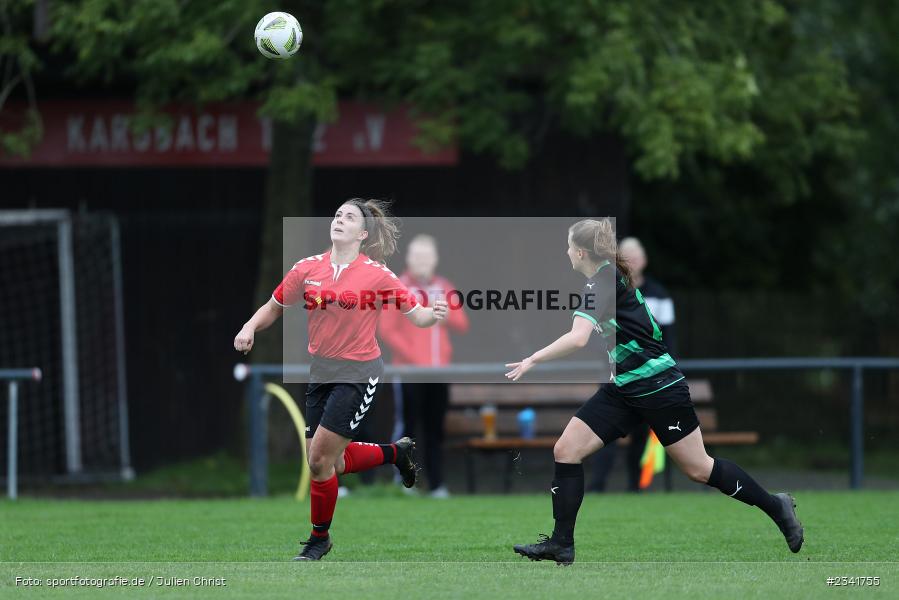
[447,380,759,492]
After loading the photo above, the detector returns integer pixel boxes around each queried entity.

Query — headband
[351,200,373,232]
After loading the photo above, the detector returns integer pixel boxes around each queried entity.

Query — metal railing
[234,357,899,496]
[1,368,43,500]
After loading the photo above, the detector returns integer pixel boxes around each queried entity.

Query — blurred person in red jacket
[378,234,469,497]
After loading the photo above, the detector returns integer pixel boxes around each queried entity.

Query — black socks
[547,457,779,549]
[706,458,780,519]
[551,462,584,545]
[549,457,779,547]
[379,444,397,464]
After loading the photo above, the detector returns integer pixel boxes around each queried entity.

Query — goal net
[0,210,132,482]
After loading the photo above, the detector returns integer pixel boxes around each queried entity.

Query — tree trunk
[251,115,316,365]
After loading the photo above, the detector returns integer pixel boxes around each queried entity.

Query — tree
[326,0,856,185]
[0,0,43,156]
[323,0,861,302]
[802,0,899,319]
[4,0,862,339]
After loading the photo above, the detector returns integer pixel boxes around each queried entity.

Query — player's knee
[553,438,579,463]
[307,452,332,479]
[682,458,713,483]
[685,465,708,483]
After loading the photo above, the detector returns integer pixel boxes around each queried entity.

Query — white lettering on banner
[155,124,172,152]
[110,114,129,151]
[175,116,194,151]
[89,118,108,151]
[219,115,237,151]
[197,114,215,151]
[26,106,453,163]
[352,114,386,152]
[65,113,238,154]
[67,116,86,151]
[366,115,385,150]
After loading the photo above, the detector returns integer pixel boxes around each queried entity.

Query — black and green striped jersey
[573,261,685,402]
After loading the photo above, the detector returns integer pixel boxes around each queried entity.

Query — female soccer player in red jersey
[233,199,447,561]
[507,218,802,565]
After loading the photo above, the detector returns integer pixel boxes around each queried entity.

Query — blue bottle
[517,408,536,439]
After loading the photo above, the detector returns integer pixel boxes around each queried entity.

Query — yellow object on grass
[264,382,310,501]
[639,429,665,489]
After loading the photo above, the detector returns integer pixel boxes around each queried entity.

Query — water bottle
[517,408,536,439]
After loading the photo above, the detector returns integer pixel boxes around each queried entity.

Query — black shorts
[305,356,383,439]
[574,380,699,447]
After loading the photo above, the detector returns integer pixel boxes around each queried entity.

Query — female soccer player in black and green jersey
[506,218,803,565]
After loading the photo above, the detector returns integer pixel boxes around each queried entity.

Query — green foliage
[48,0,335,126]
[325,0,857,187]
[803,1,899,316]
[0,0,43,156]
[628,1,896,318]
[0,106,41,155]
[260,76,337,124]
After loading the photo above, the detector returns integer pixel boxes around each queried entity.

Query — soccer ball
[254,12,302,60]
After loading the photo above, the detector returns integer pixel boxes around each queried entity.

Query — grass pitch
[2,491,897,598]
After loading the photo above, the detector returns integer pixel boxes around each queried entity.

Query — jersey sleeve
[572,269,619,334]
[272,261,311,307]
[378,269,420,314]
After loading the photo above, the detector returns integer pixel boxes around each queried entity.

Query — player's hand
[234,327,255,354]
[432,299,448,321]
[505,356,535,382]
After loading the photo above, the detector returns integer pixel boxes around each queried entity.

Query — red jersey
[273,251,419,361]
[378,272,469,366]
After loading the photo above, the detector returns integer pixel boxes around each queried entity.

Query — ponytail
[346,198,400,263]
[569,218,632,285]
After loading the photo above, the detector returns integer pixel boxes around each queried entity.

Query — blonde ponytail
[569,218,632,284]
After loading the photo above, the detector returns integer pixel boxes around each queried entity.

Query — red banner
[0,100,457,167]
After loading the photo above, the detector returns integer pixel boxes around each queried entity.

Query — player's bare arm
[234,298,283,353]
[404,299,448,328]
[505,315,592,381]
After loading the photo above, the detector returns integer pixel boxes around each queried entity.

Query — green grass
[2,492,898,598]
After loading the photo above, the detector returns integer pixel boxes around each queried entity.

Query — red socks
[310,474,338,538]
[309,444,398,539]
[342,442,396,473]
